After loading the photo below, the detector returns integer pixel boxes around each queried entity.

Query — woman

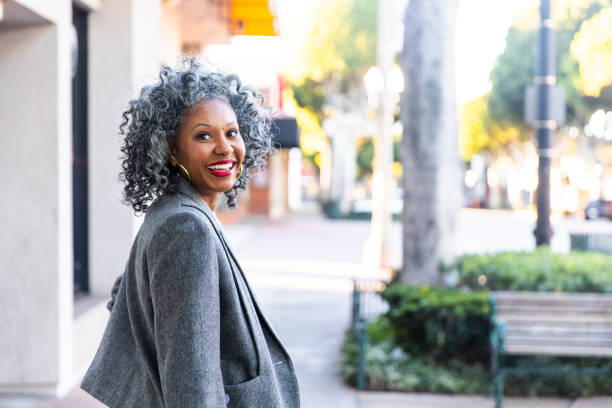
[80,60,300,408]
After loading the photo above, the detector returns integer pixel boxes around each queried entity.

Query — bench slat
[495,291,612,302]
[496,314,612,323]
[506,333,612,342]
[507,328,612,339]
[506,335,612,348]
[500,321,612,331]
[505,344,612,357]
[497,300,612,307]
[498,305,612,314]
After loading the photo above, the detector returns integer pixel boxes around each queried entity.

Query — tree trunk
[399,0,461,284]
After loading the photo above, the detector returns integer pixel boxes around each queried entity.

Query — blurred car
[351,188,403,216]
[584,199,612,220]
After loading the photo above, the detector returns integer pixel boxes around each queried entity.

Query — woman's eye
[227,130,239,138]
[196,133,211,141]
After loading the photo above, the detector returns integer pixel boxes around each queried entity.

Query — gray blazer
[81,177,300,407]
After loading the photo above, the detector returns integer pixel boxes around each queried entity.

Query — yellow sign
[231,0,277,36]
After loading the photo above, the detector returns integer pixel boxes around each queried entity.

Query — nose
[214,135,233,156]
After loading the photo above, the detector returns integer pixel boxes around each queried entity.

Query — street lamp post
[534,0,555,245]
[364,0,395,271]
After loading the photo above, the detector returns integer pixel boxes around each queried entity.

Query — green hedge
[381,285,490,365]
[455,246,612,293]
[342,285,492,393]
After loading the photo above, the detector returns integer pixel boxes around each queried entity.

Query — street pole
[368,0,395,269]
[534,0,555,246]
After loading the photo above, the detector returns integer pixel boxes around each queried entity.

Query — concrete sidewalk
[3,208,611,408]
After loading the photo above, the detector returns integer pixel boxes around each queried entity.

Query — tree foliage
[488,28,536,129]
[459,95,491,160]
[460,94,524,161]
[571,7,612,97]
[285,0,377,85]
[291,78,326,121]
[487,2,602,129]
[284,0,377,118]
[356,136,402,179]
[282,88,327,159]
[283,0,378,168]
[462,0,612,159]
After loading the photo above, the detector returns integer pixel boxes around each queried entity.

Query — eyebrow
[191,121,238,131]
[191,123,211,131]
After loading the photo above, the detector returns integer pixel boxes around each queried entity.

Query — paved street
[3,207,612,407]
[455,208,612,255]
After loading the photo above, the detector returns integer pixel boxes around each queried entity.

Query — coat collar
[176,176,225,233]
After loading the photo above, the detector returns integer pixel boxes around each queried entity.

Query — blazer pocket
[224,374,262,407]
[220,323,260,386]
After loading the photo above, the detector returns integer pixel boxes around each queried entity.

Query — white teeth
[207,163,233,171]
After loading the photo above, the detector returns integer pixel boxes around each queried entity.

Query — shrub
[455,246,612,293]
[380,285,490,364]
[341,322,489,394]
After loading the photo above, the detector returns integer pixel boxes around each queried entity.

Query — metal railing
[351,279,388,389]
[570,233,612,254]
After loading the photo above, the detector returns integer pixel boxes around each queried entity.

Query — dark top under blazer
[80,177,300,407]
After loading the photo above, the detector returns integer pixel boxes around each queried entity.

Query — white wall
[13,0,65,23]
[0,1,73,394]
[0,0,162,395]
[88,0,160,296]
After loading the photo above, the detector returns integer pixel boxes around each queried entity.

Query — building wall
[88,0,160,297]
[0,0,161,396]
[160,0,230,63]
[12,0,66,23]
[0,1,73,395]
[77,0,161,391]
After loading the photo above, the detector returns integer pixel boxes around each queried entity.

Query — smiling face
[170,98,246,210]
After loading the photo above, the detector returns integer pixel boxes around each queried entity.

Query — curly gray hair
[118,59,274,214]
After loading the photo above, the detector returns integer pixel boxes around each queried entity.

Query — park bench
[490,291,612,408]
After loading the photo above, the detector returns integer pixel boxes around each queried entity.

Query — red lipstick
[206,159,236,178]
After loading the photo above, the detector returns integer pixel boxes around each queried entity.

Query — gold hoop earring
[176,163,192,183]
[236,164,243,179]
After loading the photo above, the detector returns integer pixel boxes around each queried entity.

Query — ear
[169,146,177,166]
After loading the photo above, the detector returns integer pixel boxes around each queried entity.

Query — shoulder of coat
[143,195,215,240]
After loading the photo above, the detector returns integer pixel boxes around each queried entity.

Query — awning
[231,0,277,36]
[271,117,300,149]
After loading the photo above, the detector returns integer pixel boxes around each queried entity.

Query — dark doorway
[72,5,89,295]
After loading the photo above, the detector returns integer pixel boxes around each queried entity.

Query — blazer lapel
[176,177,292,360]
[218,235,292,360]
